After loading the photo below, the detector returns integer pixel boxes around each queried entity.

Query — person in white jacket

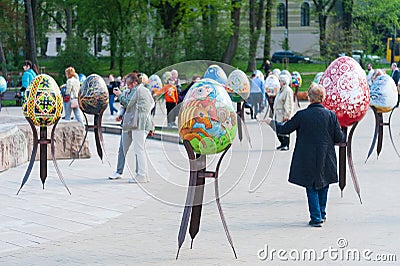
[273,74,294,151]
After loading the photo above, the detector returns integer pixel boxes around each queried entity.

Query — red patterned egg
[320,56,370,127]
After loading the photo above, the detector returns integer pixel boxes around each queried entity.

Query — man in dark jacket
[263,83,344,227]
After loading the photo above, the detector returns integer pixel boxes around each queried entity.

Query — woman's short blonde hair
[308,83,326,103]
[65,67,76,79]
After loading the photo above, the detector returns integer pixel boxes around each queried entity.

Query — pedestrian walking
[263,83,344,227]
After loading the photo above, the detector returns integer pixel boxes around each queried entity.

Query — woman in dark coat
[263,83,344,227]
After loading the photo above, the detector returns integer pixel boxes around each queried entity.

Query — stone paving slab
[0,104,399,265]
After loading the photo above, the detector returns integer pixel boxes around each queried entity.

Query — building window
[277,3,286,27]
[301,2,310,26]
[56,37,62,52]
[97,36,102,53]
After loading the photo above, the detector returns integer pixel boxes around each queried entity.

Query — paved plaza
[0,103,399,265]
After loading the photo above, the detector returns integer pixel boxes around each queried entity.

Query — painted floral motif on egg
[178,78,237,154]
[320,56,370,127]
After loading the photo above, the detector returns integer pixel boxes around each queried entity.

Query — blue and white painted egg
[370,74,397,113]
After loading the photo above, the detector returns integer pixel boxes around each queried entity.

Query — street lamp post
[285,0,288,50]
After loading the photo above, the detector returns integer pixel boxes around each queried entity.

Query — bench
[0,89,23,110]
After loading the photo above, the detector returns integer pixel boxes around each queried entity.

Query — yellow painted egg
[23,74,63,127]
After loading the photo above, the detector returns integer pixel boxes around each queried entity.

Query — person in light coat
[272,74,294,150]
[109,72,154,183]
[64,67,83,123]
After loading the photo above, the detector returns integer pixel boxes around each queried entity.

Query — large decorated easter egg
[204,65,228,85]
[291,71,302,87]
[79,74,108,115]
[139,73,149,85]
[370,74,397,113]
[313,72,324,84]
[226,69,250,102]
[264,74,280,96]
[148,74,163,93]
[320,56,370,127]
[281,70,291,80]
[272,69,281,77]
[0,76,6,93]
[23,74,63,126]
[254,70,265,81]
[78,73,86,83]
[162,71,172,85]
[178,78,237,154]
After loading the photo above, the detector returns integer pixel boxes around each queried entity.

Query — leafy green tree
[53,36,98,84]
[352,0,400,62]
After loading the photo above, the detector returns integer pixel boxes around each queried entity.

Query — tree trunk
[222,0,242,64]
[25,0,38,67]
[247,0,264,72]
[318,13,327,57]
[109,32,116,70]
[313,0,337,58]
[263,0,273,61]
[65,6,73,37]
[342,0,353,58]
[0,36,7,78]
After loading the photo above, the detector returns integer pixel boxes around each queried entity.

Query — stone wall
[0,121,90,172]
[0,125,28,172]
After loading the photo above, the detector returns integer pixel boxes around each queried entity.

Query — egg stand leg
[293,86,300,108]
[176,140,198,259]
[338,124,362,203]
[93,113,103,161]
[214,144,237,259]
[17,118,70,194]
[69,112,89,166]
[338,127,347,198]
[39,126,49,187]
[50,118,70,194]
[347,122,362,204]
[388,108,400,158]
[365,107,380,163]
[177,141,236,259]
[236,102,245,141]
[189,153,205,249]
[94,110,111,166]
[17,117,39,194]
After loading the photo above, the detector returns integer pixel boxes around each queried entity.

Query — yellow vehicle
[386,37,400,62]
